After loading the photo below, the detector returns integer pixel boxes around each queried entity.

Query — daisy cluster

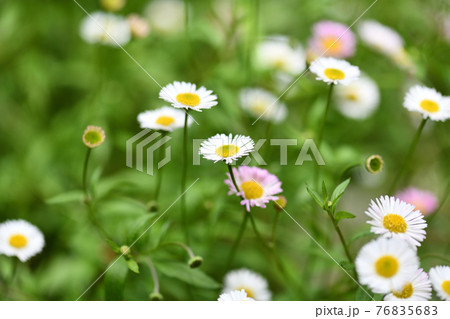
[355,195,450,300]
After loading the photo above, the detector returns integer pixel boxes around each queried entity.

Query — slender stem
[225,210,249,270]
[329,212,353,265]
[420,253,450,264]
[317,84,334,148]
[270,211,280,246]
[82,148,92,198]
[227,164,240,192]
[428,179,450,224]
[160,241,195,258]
[147,258,160,294]
[181,112,189,244]
[389,118,428,193]
[154,133,167,202]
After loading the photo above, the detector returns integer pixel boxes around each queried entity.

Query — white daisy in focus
[138,106,190,132]
[199,134,254,164]
[365,195,427,249]
[384,269,432,301]
[240,88,287,123]
[80,11,131,46]
[355,237,419,294]
[223,268,271,301]
[255,36,306,75]
[218,289,255,301]
[334,75,380,119]
[145,0,185,35]
[159,81,218,112]
[310,57,360,85]
[429,266,450,301]
[358,20,404,57]
[0,220,45,262]
[403,85,450,122]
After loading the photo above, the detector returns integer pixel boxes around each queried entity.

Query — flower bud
[82,126,105,148]
[100,0,126,12]
[147,200,158,213]
[273,195,287,211]
[150,292,163,301]
[188,256,203,268]
[120,245,131,256]
[365,154,384,174]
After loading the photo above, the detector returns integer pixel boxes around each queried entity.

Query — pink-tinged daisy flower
[395,187,438,217]
[365,196,427,249]
[307,20,356,59]
[384,268,432,301]
[225,166,282,212]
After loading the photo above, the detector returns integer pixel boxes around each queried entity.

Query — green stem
[428,179,450,224]
[420,253,450,264]
[160,241,195,258]
[82,148,92,198]
[225,210,249,270]
[181,112,189,244]
[270,211,280,246]
[317,84,334,148]
[154,133,167,202]
[147,258,160,294]
[389,118,428,193]
[227,164,240,192]
[328,212,354,266]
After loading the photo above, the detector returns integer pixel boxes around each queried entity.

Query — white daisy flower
[223,268,271,301]
[365,196,427,249]
[199,134,254,164]
[159,81,218,112]
[355,237,420,294]
[240,88,287,123]
[218,289,255,301]
[334,75,380,119]
[358,20,404,57]
[403,85,450,122]
[0,220,45,262]
[137,106,190,132]
[310,57,360,85]
[80,11,131,46]
[429,266,450,301]
[255,36,306,75]
[145,0,185,35]
[384,269,432,301]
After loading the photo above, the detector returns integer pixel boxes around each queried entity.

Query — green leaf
[306,184,323,208]
[349,228,375,245]
[126,258,140,274]
[335,211,356,223]
[321,181,328,202]
[153,261,220,289]
[46,191,83,205]
[331,178,351,204]
[104,258,128,301]
[105,239,120,253]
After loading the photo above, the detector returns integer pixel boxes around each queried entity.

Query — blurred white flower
[0,219,45,262]
[128,14,150,39]
[240,88,287,123]
[404,85,450,122]
[358,20,404,57]
[334,75,379,119]
[80,11,131,46]
[218,289,254,301]
[145,0,185,35]
[310,57,360,85]
[138,106,190,132]
[255,36,306,76]
[223,268,271,300]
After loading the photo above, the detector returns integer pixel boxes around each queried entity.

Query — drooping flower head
[334,75,380,119]
[255,36,306,75]
[308,20,356,59]
[240,88,287,123]
[310,57,360,85]
[225,166,282,212]
[83,126,106,148]
[355,237,420,294]
[138,106,190,132]
[384,268,432,301]
[429,266,450,301]
[80,12,131,46]
[364,196,427,249]
[159,81,218,112]
[199,134,254,164]
[0,220,45,262]
[403,85,450,122]
[223,268,271,301]
[395,187,438,217]
[218,289,255,301]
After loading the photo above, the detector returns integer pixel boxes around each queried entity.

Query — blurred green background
[0,0,449,300]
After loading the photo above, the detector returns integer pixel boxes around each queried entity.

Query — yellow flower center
[442,280,450,296]
[176,93,200,107]
[250,102,267,115]
[392,282,414,299]
[420,99,439,113]
[346,93,358,101]
[155,115,175,126]
[215,144,239,158]
[9,234,28,249]
[375,255,399,278]
[324,68,345,80]
[241,181,264,200]
[321,37,341,54]
[238,287,255,298]
[383,214,407,233]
